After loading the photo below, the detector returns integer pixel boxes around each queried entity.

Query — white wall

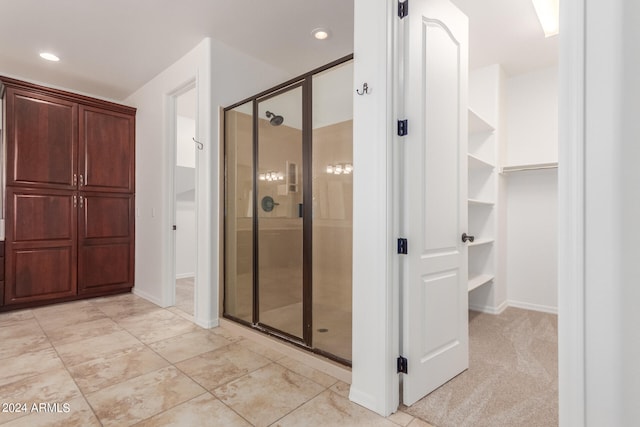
[125,38,212,313]
[504,66,558,312]
[313,61,354,128]
[560,0,640,424]
[505,169,557,312]
[582,0,640,423]
[126,37,289,328]
[506,66,558,166]
[350,0,398,417]
[469,66,501,127]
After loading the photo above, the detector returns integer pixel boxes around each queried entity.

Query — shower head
[265,111,284,126]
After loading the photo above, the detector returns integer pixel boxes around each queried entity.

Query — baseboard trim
[469,300,509,315]
[195,317,219,329]
[132,288,164,307]
[349,387,382,415]
[508,300,558,314]
[470,299,558,315]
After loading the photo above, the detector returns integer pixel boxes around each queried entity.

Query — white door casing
[400,0,469,406]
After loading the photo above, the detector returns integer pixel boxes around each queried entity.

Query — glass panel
[224,102,254,322]
[312,61,353,361]
[257,86,304,339]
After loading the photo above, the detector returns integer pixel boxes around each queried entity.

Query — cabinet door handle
[79,195,84,209]
[73,174,77,186]
[79,174,84,187]
[73,195,77,208]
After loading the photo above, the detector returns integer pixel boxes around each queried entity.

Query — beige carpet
[403,307,558,427]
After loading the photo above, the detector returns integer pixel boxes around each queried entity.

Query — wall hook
[193,137,204,150]
[356,82,370,95]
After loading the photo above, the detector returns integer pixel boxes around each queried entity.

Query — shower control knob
[461,233,475,243]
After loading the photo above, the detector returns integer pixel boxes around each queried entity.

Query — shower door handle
[298,203,303,218]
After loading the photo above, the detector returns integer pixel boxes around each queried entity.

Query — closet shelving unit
[467,108,497,292]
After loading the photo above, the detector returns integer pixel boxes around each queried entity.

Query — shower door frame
[253,80,312,346]
[223,54,353,366]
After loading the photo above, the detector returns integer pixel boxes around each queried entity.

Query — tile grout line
[122,303,270,427]
[158,323,342,427]
[2,295,362,427]
[30,303,106,426]
[267,385,337,427]
[86,302,203,425]
[106,303,265,426]
[144,327,258,427]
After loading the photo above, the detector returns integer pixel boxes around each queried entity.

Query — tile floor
[174,278,194,317]
[0,293,432,427]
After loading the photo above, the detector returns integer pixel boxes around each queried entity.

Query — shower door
[224,57,353,364]
[256,84,308,342]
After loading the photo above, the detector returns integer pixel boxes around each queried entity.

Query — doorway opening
[173,85,197,318]
[394,0,560,420]
[223,56,353,364]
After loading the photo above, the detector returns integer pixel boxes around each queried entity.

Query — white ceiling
[452,0,559,74]
[0,0,557,101]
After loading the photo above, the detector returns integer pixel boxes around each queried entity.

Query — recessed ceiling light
[39,52,60,62]
[311,28,330,40]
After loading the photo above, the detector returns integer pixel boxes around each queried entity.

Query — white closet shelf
[468,198,494,206]
[468,153,495,169]
[468,238,494,247]
[468,273,494,292]
[501,162,558,173]
[468,108,494,134]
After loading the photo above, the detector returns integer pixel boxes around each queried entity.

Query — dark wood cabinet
[0,242,5,306]
[79,106,135,193]
[6,88,134,194]
[5,187,78,305]
[78,193,134,295]
[6,88,78,190]
[0,77,136,310]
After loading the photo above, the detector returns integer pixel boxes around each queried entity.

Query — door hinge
[397,119,408,136]
[397,356,408,374]
[172,225,177,230]
[398,0,409,19]
[397,238,408,255]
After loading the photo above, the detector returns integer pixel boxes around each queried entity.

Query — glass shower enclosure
[224,57,353,363]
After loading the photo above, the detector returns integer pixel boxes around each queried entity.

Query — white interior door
[400,0,469,406]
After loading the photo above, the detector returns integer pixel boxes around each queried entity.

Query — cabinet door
[4,188,78,305]
[6,88,77,189]
[78,193,134,295]
[79,106,135,193]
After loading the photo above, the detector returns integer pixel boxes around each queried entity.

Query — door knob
[462,233,475,243]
